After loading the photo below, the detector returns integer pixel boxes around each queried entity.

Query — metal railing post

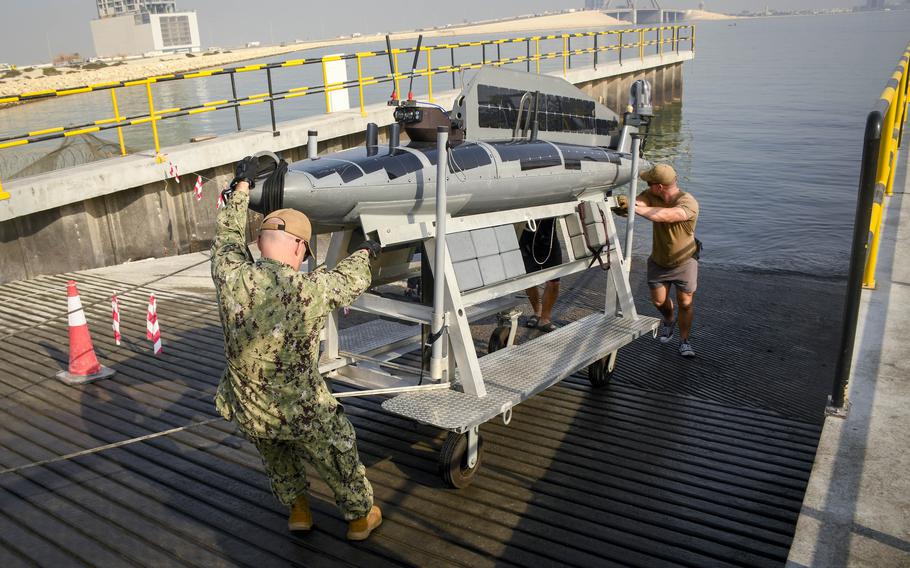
[526,39,531,72]
[266,67,278,136]
[535,37,540,74]
[639,29,645,61]
[393,50,401,97]
[450,47,456,89]
[110,88,127,156]
[426,48,434,102]
[496,43,501,64]
[830,110,883,412]
[563,35,568,76]
[482,44,486,65]
[229,73,241,131]
[594,34,598,70]
[619,31,623,66]
[567,36,572,71]
[145,80,162,161]
[356,54,366,117]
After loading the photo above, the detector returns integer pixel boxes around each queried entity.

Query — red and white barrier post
[111,295,121,346]
[147,294,162,355]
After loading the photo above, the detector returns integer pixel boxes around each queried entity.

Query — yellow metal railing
[863,42,910,288]
[0,25,694,200]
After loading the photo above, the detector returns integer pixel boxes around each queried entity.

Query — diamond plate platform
[382,313,660,431]
[339,318,418,356]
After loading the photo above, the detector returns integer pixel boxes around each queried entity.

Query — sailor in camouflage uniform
[211,157,383,540]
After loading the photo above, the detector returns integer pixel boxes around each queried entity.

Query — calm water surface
[643,11,910,275]
[1,12,908,274]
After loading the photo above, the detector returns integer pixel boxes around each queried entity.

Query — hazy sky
[1,1,861,65]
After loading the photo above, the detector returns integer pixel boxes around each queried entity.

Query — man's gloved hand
[231,156,259,189]
[355,239,381,260]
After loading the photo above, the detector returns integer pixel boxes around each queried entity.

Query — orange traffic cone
[56,281,115,385]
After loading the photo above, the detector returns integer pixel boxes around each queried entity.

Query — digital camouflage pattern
[211,190,373,518]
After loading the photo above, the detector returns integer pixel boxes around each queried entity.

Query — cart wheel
[439,431,484,489]
[487,326,511,353]
[588,351,617,388]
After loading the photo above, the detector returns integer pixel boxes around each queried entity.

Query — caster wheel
[588,351,617,388]
[487,326,510,353]
[439,431,484,489]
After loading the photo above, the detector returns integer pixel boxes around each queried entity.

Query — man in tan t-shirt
[633,163,700,358]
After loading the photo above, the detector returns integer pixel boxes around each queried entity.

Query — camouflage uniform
[211,190,373,520]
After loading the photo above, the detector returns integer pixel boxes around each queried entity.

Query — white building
[90,0,200,58]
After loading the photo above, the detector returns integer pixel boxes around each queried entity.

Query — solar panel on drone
[452,66,621,148]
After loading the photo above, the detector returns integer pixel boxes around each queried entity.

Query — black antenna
[406,34,423,101]
[385,35,398,102]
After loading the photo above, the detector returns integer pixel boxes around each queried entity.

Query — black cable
[258,156,288,215]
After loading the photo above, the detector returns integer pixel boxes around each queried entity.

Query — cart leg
[467,425,479,468]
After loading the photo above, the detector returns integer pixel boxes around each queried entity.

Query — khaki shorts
[647,257,698,294]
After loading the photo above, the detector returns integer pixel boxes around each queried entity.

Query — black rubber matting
[0,262,843,567]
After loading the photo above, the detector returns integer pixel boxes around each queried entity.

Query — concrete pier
[787,136,910,566]
[0,51,692,284]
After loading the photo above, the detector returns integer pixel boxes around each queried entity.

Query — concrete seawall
[0,52,691,283]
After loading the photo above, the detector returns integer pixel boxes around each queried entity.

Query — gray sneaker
[679,340,695,358]
[658,319,675,343]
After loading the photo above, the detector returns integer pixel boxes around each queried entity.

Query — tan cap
[259,208,312,244]
[639,163,677,186]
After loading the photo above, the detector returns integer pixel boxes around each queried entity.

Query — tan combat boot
[288,495,313,531]
[346,505,382,541]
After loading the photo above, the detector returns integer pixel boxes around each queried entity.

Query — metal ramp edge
[382,313,660,431]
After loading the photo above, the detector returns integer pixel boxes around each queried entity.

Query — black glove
[610,206,628,217]
[356,239,381,260]
[231,155,258,189]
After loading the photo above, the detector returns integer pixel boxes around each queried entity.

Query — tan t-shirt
[637,189,699,268]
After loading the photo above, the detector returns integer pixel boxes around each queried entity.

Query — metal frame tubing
[625,135,642,271]
[430,126,449,381]
[830,111,883,410]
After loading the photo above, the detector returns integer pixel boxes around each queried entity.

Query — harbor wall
[0,52,691,283]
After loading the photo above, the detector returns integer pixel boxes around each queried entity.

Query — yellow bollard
[110,89,127,156]
[535,38,540,74]
[145,80,162,162]
[0,177,9,201]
